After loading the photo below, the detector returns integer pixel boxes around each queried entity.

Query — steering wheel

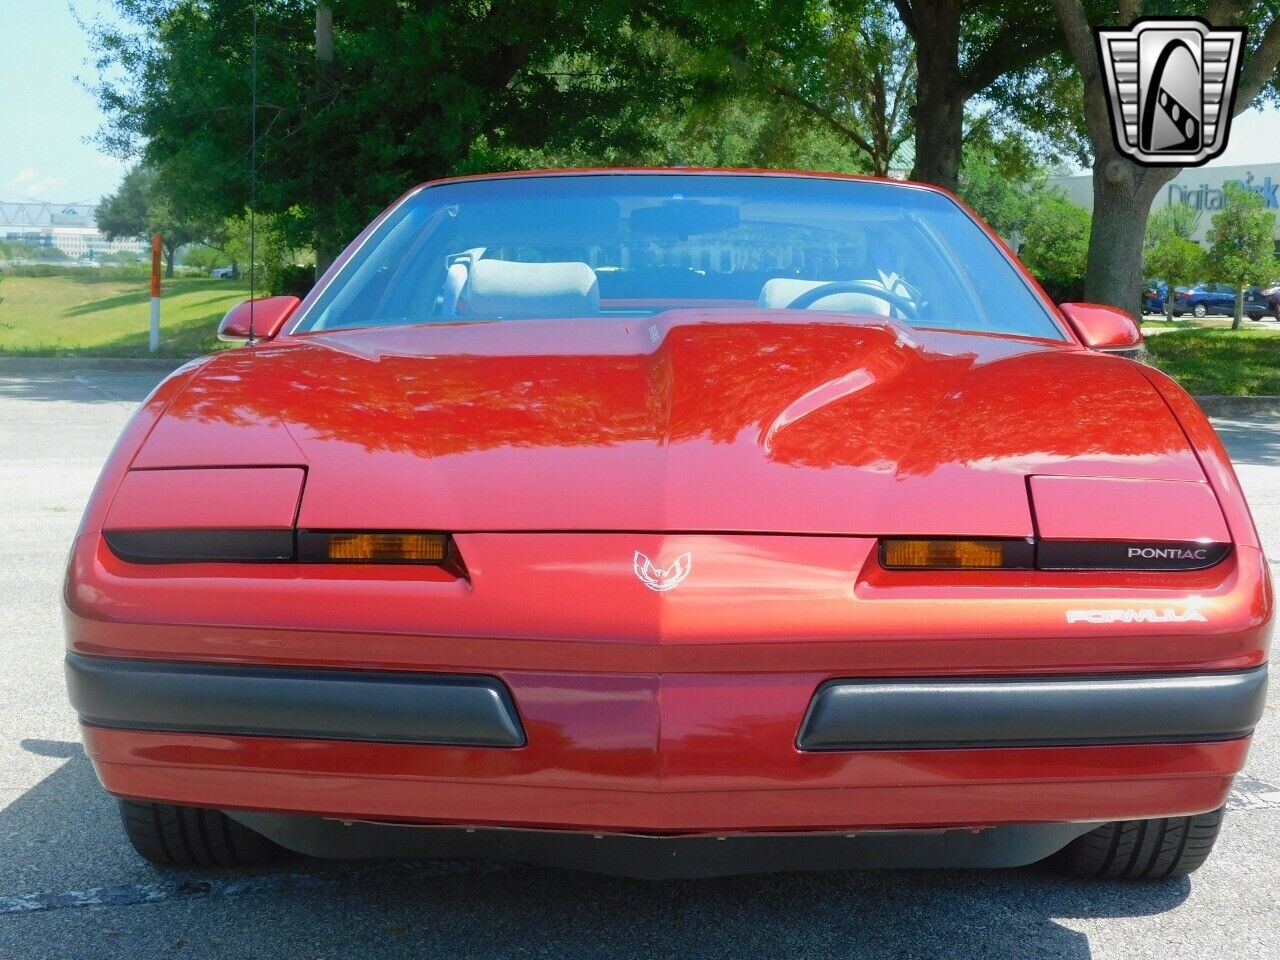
[785,280,920,321]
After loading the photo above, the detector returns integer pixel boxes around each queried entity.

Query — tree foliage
[956,147,1054,240]
[220,208,303,296]
[736,0,915,176]
[1145,236,1206,318]
[97,165,211,275]
[87,0,772,258]
[1206,182,1279,328]
[892,0,1072,189]
[1144,203,1203,251]
[1017,192,1091,299]
[1051,0,1280,316]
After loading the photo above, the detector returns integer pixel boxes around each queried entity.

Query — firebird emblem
[633,551,692,592]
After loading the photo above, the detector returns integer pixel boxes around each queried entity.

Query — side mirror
[218,296,301,343]
[1058,302,1143,355]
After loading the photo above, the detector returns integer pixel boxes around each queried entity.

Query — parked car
[210,266,237,279]
[65,170,1270,881]
[1257,283,1280,318]
[1142,279,1167,313]
[1172,282,1269,319]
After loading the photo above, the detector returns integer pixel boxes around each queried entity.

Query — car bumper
[69,653,1266,752]
[65,531,1272,864]
[72,654,1264,841]
[219,813,1103,878]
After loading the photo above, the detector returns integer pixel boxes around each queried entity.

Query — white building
[1050,162,1280,251]
[0,202,148,260]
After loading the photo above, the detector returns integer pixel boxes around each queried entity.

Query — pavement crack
[1227,774,1280,813]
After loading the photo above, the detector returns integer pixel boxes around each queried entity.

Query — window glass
[296,174,1065,341]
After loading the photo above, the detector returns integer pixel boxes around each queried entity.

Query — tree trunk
[164,246,175,279]
[1082,152,1172,316]
[1233,286,1244,330]
[907,0,963,190]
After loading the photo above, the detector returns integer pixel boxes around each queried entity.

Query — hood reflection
[156,314,1195,480]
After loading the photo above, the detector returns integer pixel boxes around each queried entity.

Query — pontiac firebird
[64,170,1271,880]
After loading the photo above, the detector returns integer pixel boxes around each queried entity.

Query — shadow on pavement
[0,371,166,406]
[2,739,1192,960]
[1213,416,1280,468]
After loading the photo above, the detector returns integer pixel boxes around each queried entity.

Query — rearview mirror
[630,201,740,237]
[1058,303,1143,355]
[218,296,301,343]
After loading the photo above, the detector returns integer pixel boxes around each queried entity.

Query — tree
[891,0,1069,189]
[1051,0,1280,316]
[1145,203,1202,251]
[86,0,746,261]
[96,166,208,276]
[743,0,916,176]
[221,208,299,297]
[1206,182,1278,329]
[957,146,1056,241]
[465,21,873,175]
[1145,235,1206,319]
[1018,192,1092,300]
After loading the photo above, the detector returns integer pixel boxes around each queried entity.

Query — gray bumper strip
[797,666,1268,751]
[65,653,526,747]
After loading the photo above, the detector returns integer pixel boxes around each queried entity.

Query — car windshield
[295,173,1065,340]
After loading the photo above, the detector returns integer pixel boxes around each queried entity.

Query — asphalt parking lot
[1,366,1277,959]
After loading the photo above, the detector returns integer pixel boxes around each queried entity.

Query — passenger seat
[460,259,600,318]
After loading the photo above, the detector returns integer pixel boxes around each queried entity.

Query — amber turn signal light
[880,538,1033,570]
[296,531,451,564]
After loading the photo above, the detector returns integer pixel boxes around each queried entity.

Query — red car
[65,170,1270,880]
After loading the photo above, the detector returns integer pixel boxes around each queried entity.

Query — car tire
[118,799,284,868]
[1054,807,1225,879]
[1192,304,1208,318]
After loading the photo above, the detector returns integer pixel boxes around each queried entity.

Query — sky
[1,0,1278,206]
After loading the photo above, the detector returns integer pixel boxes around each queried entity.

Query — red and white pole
[149,233,162,352]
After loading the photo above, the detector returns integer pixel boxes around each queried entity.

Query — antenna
[248,1,258,344]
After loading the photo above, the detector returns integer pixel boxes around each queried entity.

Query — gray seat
[757,278,892,316]
[461,259,599,318]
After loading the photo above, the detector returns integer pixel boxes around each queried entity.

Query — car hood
[135,312,1206,536]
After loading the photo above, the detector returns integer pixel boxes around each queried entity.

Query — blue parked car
[1142,280,1168,313]
[1172,283,1270,319]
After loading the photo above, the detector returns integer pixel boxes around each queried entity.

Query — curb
[1194,395,1280,417]
[0,356,195,374]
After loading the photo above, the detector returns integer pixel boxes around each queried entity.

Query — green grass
[0,271,249,357]
[1145,327,1280,396]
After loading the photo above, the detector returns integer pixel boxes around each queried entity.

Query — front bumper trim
[798,667,1268,751]
[65,653,526,748]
